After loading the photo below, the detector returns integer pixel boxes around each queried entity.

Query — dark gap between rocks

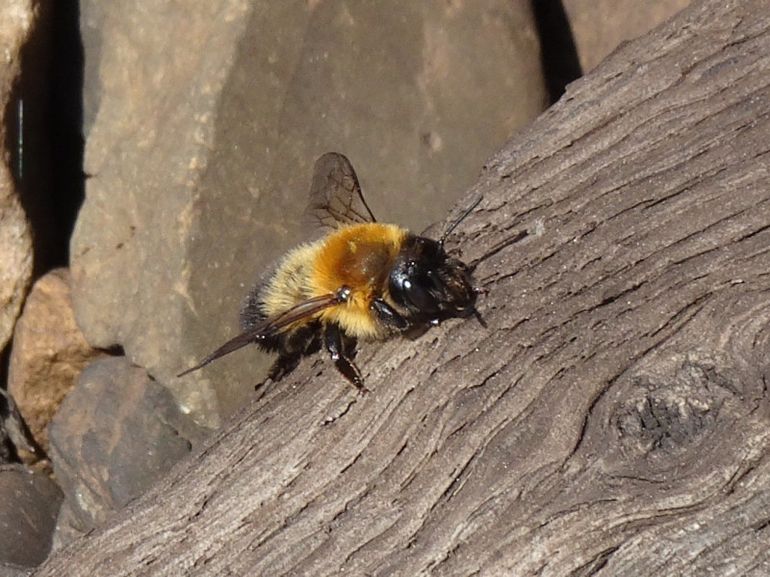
[46,0,86,270]
[14,0,85,278]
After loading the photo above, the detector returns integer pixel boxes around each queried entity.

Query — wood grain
[36,0,770,575]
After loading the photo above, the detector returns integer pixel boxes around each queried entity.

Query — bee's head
[389,236,477,321]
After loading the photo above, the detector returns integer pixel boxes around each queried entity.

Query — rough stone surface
[0,564,31,577]
[0,0,35,352]
[0,464,62,568]
[50,501,89,552]
[0,389,41,466]
[0,429,11,465]
[8,268,103,453]
[48,357,206,530]
[71,0,548,424]
[564,0,692,71]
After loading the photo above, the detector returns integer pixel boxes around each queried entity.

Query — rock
[564,0,693,71]
[0,0,35,353]
[0,389,42,466]
[71,0,548,424]
[0,440,11,467]
[0,426,14,465]
[48,357,207,530]
[0,563,32,577]
[50,502,88,552]
[8,269,103,453]
[0,464,62,568]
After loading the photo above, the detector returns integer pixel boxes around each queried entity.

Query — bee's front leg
[371,298,409,331]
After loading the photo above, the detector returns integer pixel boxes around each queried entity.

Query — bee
[178,152,483,392]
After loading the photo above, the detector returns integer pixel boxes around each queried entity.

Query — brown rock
[71,1,548,424]
[8,269,102,453]
[564,0,693,71]
[48,357,207,530]
[0,464,62,568]
[0,0,35,352]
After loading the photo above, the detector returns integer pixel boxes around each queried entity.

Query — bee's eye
[389,236,455,316]
[389,262,438,314]
[403,277,436,312]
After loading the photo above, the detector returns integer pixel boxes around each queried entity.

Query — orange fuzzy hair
[259,223,408,340]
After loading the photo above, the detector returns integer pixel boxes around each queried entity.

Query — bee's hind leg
[266,353,302,383]
[259,324,321,390]
[324,325,368,394]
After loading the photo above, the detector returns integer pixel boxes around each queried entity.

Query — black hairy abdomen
[240,284,322,357]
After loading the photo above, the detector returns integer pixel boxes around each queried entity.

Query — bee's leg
[340,332,358,359]
[471,307,487,328]
[260,325,321,389]
[471,287,488,328]
[324,325,368,393]
[267,353,302,383]
[371,298,409,331]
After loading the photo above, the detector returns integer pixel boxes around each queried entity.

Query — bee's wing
[177,293,340,377]
[306,152,376,230]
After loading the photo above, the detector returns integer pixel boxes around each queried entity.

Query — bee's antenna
[440,195,482,246]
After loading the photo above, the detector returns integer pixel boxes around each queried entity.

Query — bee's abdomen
[240,286,266,330]
[241,243,322,327]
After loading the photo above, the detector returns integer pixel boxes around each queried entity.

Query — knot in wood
[613,359,739,461]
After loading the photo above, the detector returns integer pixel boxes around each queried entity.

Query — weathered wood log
[36,0,770,575]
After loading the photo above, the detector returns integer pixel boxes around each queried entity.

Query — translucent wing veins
[306,152,376,230]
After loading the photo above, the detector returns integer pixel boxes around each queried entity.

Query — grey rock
[48,357,206,530]
[0,464,62,567]
[50,502,88,552]
[564,0,693,71]
[0,429,12,466]
[0,389,42,466]
[0,563,32,577]
[71,0,548,424]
